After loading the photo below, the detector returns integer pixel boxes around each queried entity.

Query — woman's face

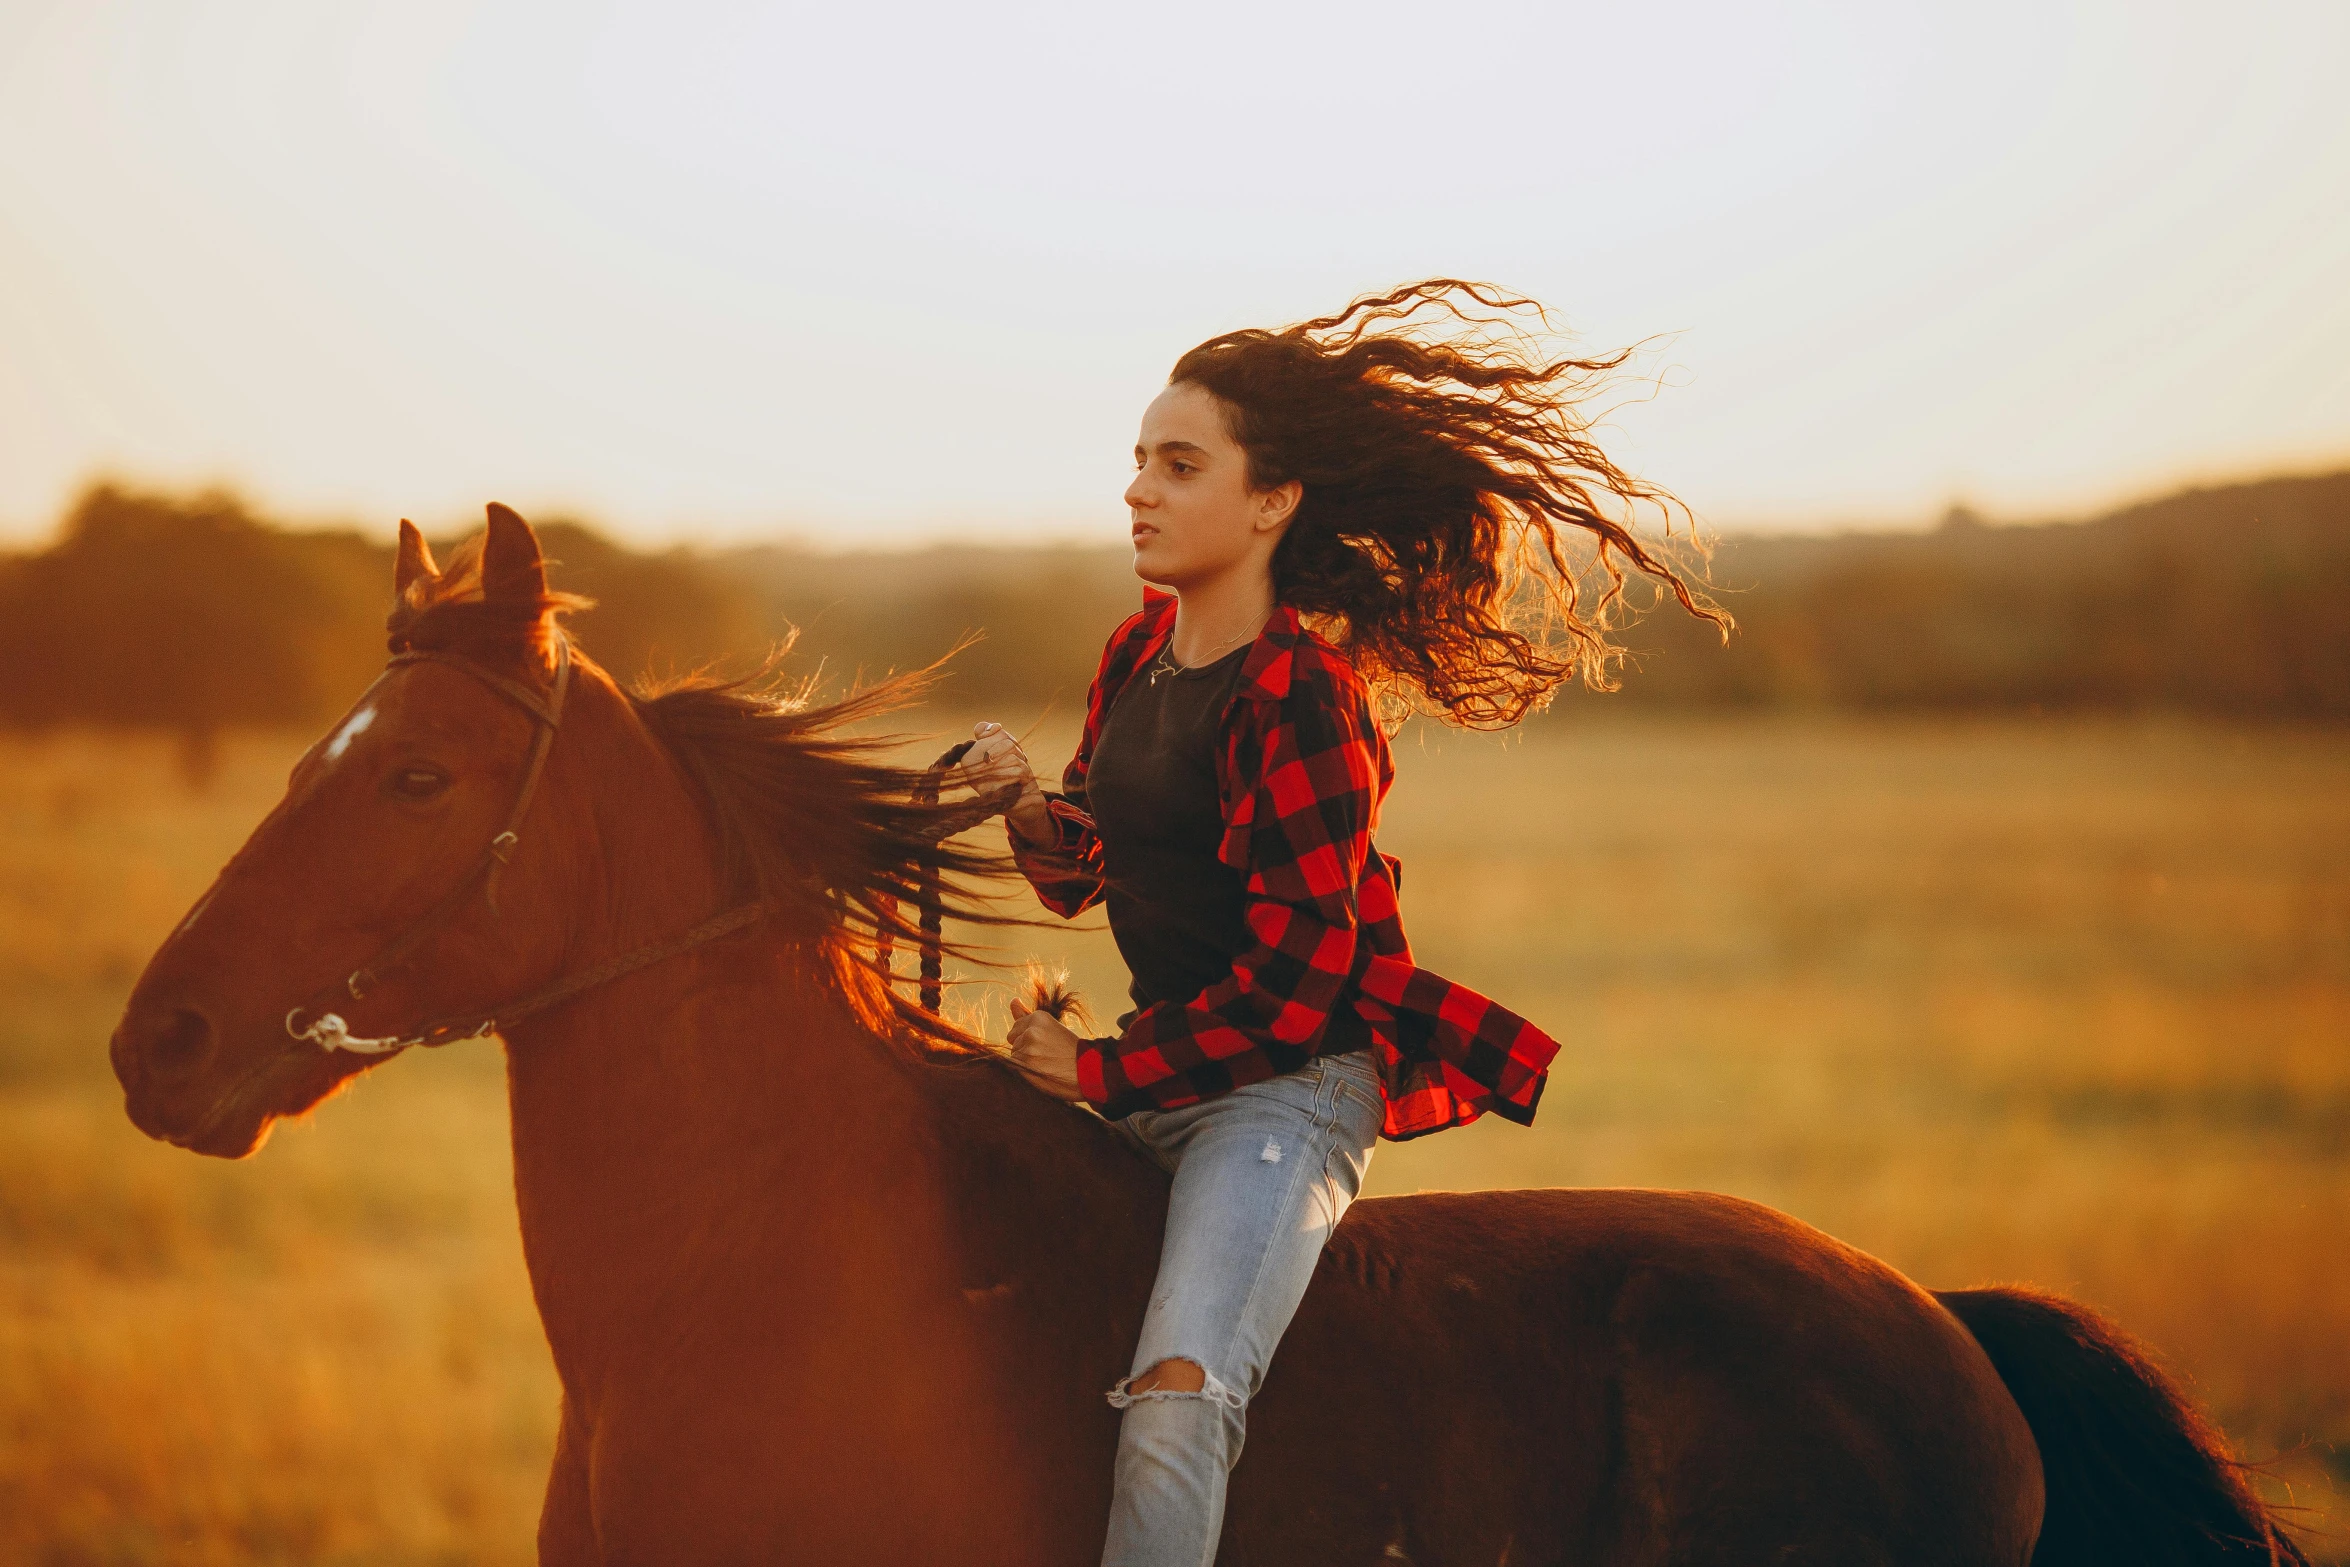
[1124,381,1298,590]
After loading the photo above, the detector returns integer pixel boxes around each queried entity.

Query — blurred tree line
[0,486,767,776]
[1603,473,2350,716]
[2,472,2344,755]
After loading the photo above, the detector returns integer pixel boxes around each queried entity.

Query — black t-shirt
[1085,642,1253,1016]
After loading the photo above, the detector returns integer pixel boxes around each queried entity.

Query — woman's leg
[1101,1050,1384,1567]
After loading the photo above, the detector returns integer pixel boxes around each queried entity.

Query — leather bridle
[283,636,765,1057]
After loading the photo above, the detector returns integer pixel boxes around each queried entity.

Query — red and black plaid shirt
[1012,591,1560,1141]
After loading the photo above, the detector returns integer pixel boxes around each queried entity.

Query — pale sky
[2,0,2345,547]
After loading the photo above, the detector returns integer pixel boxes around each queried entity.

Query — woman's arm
[1008,762,1107,918]
[1077,663,1383,1117]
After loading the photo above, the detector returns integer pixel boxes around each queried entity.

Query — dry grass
[0,732,553,1566]
[2,715,2345,1561]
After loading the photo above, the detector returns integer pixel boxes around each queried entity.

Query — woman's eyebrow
[1142,440,1210,459]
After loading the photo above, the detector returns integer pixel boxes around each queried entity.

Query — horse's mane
[629,656,1023,1053]
[387,541,1017,1054]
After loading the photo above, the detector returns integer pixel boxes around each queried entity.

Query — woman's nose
[1123,474,1152,509]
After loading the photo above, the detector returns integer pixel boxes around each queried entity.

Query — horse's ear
[395,520,440,596]
[481,502,546,604]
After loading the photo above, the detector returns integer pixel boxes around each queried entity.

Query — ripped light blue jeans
[1102,1048,1385,1567]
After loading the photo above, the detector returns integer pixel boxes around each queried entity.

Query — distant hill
[1,470,2344,738]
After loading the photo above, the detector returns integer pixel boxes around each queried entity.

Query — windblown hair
[1171,279,1728,727]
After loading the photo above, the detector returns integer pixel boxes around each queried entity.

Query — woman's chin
[1129,540,1183,588]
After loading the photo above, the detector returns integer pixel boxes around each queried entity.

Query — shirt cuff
[1011,793,1089,858]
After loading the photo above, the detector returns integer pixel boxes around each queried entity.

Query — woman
[962,279,1720,1567]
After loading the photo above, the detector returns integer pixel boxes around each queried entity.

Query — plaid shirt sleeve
[1078,652,1384,1118]
[1008,793,1105,918]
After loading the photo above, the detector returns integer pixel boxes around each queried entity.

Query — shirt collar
[1135,588,1298,704]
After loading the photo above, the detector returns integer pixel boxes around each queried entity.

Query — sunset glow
[3,0,2345,543]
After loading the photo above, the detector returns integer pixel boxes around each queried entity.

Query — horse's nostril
[147,1007,215,1078]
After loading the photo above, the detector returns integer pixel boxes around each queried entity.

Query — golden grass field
[2,711,2345,1563]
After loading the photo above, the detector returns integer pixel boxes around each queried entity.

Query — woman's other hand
[1005,996,1087,1102]
[964,721,1052,845]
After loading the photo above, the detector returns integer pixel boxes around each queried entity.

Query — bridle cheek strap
[437,642,569,913]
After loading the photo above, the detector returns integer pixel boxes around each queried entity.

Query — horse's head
[111,504,590,1156]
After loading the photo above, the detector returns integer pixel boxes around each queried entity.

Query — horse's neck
[503,939,1152,1388]
[491,691,904,1369]
[503,942,892,1340]
[496,688,1160,1406]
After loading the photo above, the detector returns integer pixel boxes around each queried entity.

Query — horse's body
[110,509,2306,1565]
[498,936,2039,1565]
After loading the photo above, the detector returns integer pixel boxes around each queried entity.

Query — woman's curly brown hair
[1170,279,1728,727]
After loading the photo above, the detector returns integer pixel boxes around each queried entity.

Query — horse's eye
[386,766,451,802]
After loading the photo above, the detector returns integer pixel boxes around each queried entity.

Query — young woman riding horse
[961,280,1720,1567]
[110,312,2310,1562]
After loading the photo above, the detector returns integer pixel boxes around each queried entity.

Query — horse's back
[1231,1187,2041,1567]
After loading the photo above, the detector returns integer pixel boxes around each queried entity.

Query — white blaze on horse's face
[324,705,377,764]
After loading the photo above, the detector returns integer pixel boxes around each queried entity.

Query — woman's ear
[1254,479,1304,536]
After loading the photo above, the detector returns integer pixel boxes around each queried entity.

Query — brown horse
[112,506,2307,1566]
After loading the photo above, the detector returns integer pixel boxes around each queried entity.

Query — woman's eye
[386,766,451,801]
[1170,462,1194,476]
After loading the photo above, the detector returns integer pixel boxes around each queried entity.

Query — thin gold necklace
[1149,614,1268,686]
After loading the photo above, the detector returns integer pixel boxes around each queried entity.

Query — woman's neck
[1168,564,1275,667]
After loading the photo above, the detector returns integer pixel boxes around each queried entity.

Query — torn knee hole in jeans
[1104,1359,1246,1411]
